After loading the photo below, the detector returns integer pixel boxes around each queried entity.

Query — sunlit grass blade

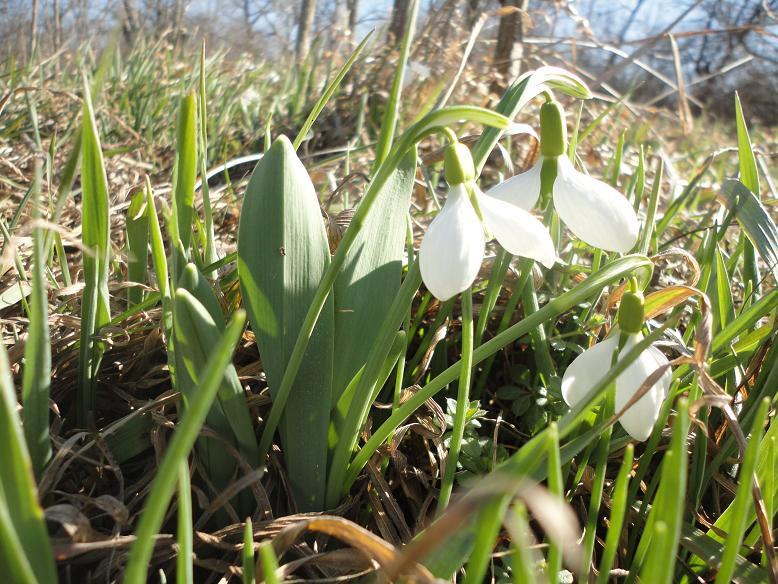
[258,541,280,584]
[735,92,761,293]
[198,43,217,278]
[126,190,150,307]
[639,398,689,583]
[77,76,111,427]
[546,422,564,580]
[123,310,246,584]
[171,91,198,267]
[0,340,56,583]
[21,162,51,476]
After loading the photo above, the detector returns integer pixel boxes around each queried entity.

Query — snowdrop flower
[487,99,639,253]
[419,142,556,301]
[561,285,672,441]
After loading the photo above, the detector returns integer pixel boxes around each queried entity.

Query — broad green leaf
[0,341,56,583]
[78,79,112,427]
[237,135,333,511]
[718,179,778,281]
[332,146,417,401]
[22,169,51,477]
[126,190,149,306]
[124,311,246,584]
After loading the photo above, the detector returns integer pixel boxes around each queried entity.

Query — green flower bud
[618,287,645,334]
[444,141,475,185]
[539,156,558,198]
[540,99,568,158]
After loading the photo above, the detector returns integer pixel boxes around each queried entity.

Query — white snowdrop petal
[485,161,543,211]
[614,338,672,441]
[419,184,485,301]
[478,190,556,268]
[553,156,639,253]
[561,335,619,407]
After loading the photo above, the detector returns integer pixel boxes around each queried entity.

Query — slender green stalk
[546,422,564,580]
[123,311,246,584]
[176,461,193,584]
[437,288,474,514]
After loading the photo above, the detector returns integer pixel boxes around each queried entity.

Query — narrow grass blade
[176,461,193,584]
[735,92,761,292]
[546,422,564,579]
[0,342,56,582]
[508,503,539,584]
[293,32,374,151]
[22,162,51,476]
[78,77,112,427]
[198,44,217,278]
[126,190,150,306]
[238,135,333,511]
[373,0,418,168]
[596,444,634,584]
[639,398,689,583]
[123,310,246,584]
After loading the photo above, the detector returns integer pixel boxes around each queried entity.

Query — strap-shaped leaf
[125,190,149,307]
[332,146,417,402]
[173,288,259,511]
[238,135,333,511]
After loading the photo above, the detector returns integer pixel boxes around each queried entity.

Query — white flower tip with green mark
[561,332,672,442]
[553,156,639,253]
[420,184,485,301]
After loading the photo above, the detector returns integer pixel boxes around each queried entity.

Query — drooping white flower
[561,331,671,441]
[419,141,556,301]
[487,98,639,253]
[420,183,556,301]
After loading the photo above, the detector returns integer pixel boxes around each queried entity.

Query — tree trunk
[388,0,409,44]
[494,0,529,82]
[347,0,359,35]
[466,0,481,26]
[29,0,38,59]
[296,0,318,61]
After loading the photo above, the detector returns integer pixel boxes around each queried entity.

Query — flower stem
[437,287,474,514]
